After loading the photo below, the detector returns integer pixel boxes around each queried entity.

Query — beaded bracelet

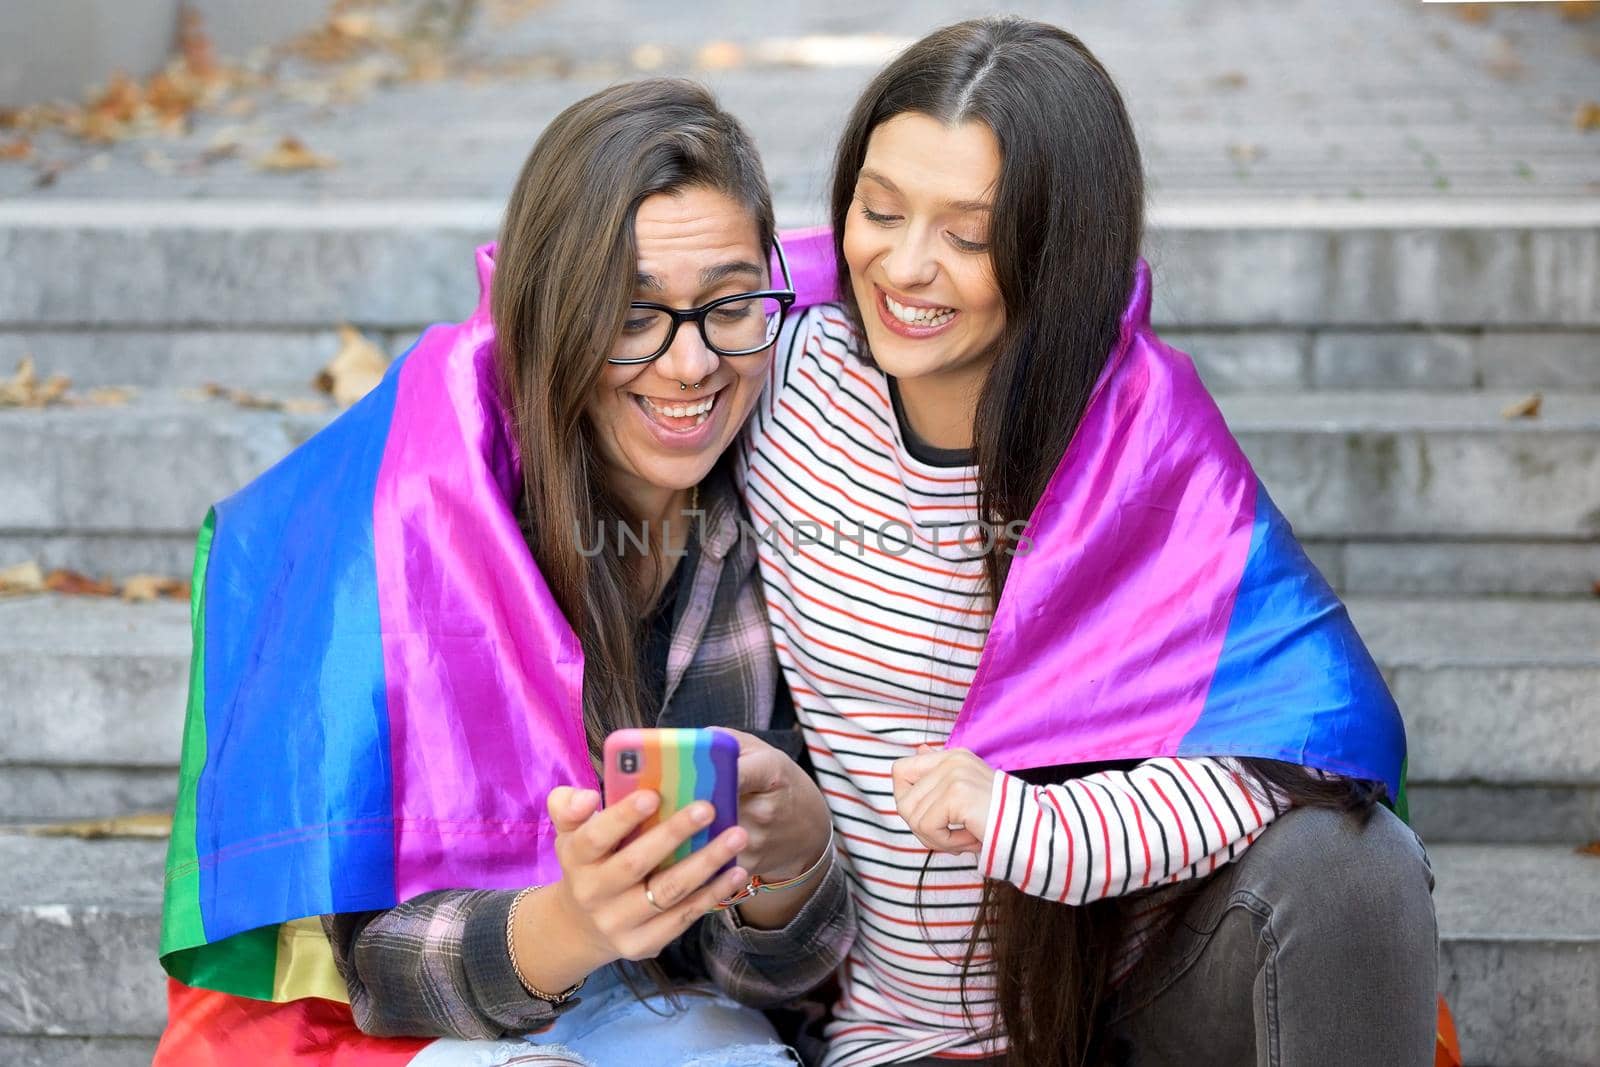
[714,824,836,910]
[506,886,586,1004]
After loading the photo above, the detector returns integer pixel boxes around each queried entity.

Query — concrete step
[5,324,1595,397]
[2,201,1597,330]
[1,595,1595,838]
[0,832,1592,1066]
[1,391,1595,572]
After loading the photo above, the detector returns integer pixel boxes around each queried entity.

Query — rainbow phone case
[602,728,740,872]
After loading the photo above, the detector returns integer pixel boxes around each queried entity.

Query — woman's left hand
[892,745,998,856]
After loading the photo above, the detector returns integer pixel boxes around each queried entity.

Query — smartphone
[602,727,740,872]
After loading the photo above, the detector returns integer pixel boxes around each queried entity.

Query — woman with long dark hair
[739,17,1438,1066]
[154,79,851,1065]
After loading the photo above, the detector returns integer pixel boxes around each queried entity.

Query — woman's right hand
[540,785,750,966]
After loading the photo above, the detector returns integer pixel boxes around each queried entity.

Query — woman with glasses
[154,79,848,1066]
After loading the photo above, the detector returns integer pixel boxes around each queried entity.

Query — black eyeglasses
[607,236,796,366]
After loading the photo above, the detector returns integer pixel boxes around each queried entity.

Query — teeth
[884,293,956,327]
[640,396,716,422]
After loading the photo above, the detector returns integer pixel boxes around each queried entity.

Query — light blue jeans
[408,964,798,1066]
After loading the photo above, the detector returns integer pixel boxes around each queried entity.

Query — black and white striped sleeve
[977,757,1283,905]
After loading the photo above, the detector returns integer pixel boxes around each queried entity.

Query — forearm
[323,889,564,1040]
[696,852,856,1007]
[509,885,613,995]
[979,757,1280,905]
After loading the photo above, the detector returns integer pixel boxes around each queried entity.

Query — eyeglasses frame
[605,234,797,366]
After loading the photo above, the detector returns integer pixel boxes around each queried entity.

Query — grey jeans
[1100,803,1439,1067]
[896,804,1439,1067]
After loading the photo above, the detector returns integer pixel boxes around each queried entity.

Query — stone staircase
[2,203,1596,1067]
[2,0,1599,1060]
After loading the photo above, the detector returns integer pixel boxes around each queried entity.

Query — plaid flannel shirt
[322,460,854,1040]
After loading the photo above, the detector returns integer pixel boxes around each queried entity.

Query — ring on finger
[643,880,669,912]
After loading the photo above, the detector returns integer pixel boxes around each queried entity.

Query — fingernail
[634,792,658,813]
[691,802,714,824]
[725,828,748,851]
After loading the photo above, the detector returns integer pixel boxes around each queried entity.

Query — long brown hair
[830,19,1381,1064]
[491,78,775,760]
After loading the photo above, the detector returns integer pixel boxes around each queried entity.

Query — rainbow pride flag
[157,244,599,1061]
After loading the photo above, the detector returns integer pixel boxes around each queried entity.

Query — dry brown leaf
[178,7,220,77]
[1486,38,1524,80]
[1452,4,1492,24]
[121,574,188,602]
[1577,102,1600,132]
[315,325,388,407]
[29,812,173,839]
[1559,2,1599,22]
[1227,142,1265,164]
[696,41,745,70]
[0,357,72,407]
[0,137,33,162]
[1211,71,1248,90]
[257,135,336,171]
[82,386,134,406]
[281,396,332,415]
[45,568,118,597]
[1502,392,1543,419]
[201,381,279,409]
[196,381,325,413]
[1591,579,1600,598]
[0,561,46,598]
[1577,840,1600,857]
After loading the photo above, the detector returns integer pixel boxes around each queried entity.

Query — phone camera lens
[620,751,639,774]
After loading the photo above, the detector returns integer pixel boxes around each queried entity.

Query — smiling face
[843,112,1006,417]
[586,185,772,505]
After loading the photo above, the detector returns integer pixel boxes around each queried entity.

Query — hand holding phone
[603,728,740,873]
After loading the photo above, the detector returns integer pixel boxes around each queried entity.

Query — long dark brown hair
[492,78,774,759]
[490,79,774,1001]
[829,19,1383,1064]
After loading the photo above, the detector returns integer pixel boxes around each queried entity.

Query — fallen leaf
[314,325,388,407]
[81,386,134,406]
[1577,840,1600,857]
[256,135,336,171]
[1577,102,1600,132]
[1226,142,1265,164]
[0,137,33,162]
[195,381,325,413]
[0,357,72,407]
[1559,2,1598,22]
[1590,579,1600,598]
[0,561,46,597]
[45,569,118,596]
[631,44,669,71]
[1452,4,1492,24]
[1211,71,1248,90]
[1502,392,1543,419]
[178,6,219,77]
[121,574,188,602]
[1486,38,1524,80]
[28,812,172,839]
[280,396,331,415]
[696,41,745,70]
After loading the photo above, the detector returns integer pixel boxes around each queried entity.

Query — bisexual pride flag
[943,258,1408,804]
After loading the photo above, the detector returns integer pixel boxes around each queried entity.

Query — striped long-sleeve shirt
[737,304,1281,1066]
